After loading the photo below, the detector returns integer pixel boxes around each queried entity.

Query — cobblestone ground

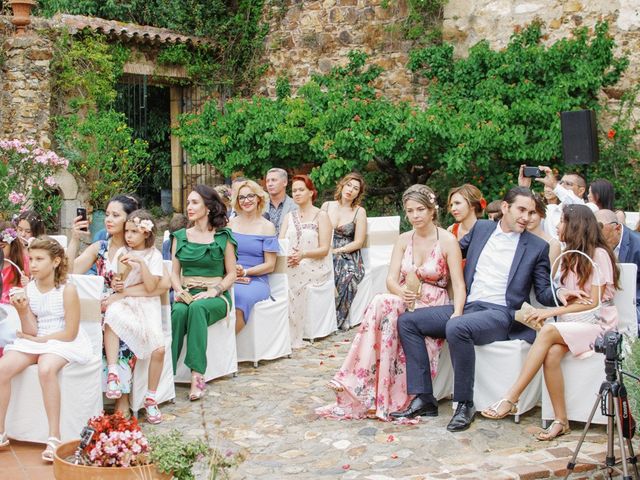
[144,329,638,479]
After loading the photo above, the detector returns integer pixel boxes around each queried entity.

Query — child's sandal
[106,372,123,400]
[41,437,61,462]
[144,398,163,425]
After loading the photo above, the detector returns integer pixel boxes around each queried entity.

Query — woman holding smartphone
[228,180,278,333]
[67,195,170,416]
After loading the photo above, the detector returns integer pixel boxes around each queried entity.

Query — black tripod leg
[564,393,603,480]
[624,439,639,479]
[612,397,632,479]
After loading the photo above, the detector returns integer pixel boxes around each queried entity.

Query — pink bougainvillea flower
[8,191,26,205]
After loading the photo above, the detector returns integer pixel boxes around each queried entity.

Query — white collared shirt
[467,222,521,306]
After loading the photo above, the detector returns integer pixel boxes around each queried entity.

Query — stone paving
[145,329,639,479]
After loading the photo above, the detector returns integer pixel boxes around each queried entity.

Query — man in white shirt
[393,187,568,432]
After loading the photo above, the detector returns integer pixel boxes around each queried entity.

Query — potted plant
[53,412,170,480]
[148,430,246,480]
[0,139,68,229]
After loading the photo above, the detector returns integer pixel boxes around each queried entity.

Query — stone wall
[258,0,424,102]
[442,0,640,93]
[260,0,640,103]
[0,17,53,147]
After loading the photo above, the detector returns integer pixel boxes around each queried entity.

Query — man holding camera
[519,165,595,240]
[595,209,640,332]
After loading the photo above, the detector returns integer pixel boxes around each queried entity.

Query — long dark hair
[193,184,227,229]
[107,194,141,216]
[16,210,46,238]
[560,204,620,290]
[589,179,615,210]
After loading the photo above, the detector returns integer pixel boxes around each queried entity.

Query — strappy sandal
[189,374,206,401]
[536,420,571,441]
[327,380,344,393]
[144,398,163,424]
[481,398,518,419]
[106,373,123,400]
[41,437,61,462]
[0,431,9,448]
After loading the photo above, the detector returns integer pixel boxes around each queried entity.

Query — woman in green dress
[170,185,237,401]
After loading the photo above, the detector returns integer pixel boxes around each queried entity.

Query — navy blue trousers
[397,301,513,402]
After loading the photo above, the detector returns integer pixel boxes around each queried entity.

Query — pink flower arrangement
[84,412,150,468]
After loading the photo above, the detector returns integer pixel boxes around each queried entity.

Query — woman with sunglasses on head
[228,180,278,334]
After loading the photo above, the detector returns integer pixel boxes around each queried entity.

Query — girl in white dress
[103,210,165,424]
[0,237,90,461]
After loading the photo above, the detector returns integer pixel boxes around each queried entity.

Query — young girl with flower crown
[0,237,92,461]
[103,210,166,424]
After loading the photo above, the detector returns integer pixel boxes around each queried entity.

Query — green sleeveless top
[171,227,237,277]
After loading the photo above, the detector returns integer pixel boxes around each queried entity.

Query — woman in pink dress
[482,204,620,440]
[318,185,466,421]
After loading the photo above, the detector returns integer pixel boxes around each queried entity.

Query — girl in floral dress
[319,185,466,421]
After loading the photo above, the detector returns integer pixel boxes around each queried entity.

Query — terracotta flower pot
[8,0,37,36]
[53,440,172,480]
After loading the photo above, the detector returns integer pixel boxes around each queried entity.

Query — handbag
[551,250,602,325]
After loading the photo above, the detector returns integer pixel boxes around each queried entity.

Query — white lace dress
[103,247,164,359]
[4,281,92,364]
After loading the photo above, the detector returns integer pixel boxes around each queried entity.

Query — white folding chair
[173,271,238,383]
[130,261,176,413]
[347,216,400,329]
[236,255,291,367]
[6,275,104,442]
[541,262,638,426]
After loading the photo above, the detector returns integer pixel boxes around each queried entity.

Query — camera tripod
[564,361,639,479]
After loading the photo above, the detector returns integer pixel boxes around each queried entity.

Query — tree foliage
[176,22,634,210]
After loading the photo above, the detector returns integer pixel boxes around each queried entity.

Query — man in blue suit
[392,187,572,431]
[595,209,640,331]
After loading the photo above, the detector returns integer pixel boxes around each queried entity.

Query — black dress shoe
[390,396,438,419]
[447,401,476,432]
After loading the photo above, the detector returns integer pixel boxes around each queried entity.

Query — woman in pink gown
[482,204,620,440]
[318,185,466,421]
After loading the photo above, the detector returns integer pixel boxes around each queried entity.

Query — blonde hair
[333,172,365,207]
[29,236,68,288]
[231,180,270,214]
[448,184,484,218]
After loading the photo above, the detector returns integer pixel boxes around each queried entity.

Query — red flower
[608,129,616,139]
[480,198,487,210]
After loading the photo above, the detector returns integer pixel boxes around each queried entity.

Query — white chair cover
[130,262,176,413]
[624,212,639,230]
[236,256,291,366]
[473,339,542,422]
[173,288,238,383]
[347,216,400,329]
[6,275,104,442]
[541,263,638,425]
[0,304,20,350]
[48,235,68,249]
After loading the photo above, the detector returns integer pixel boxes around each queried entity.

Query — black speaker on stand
[561,109,599,185]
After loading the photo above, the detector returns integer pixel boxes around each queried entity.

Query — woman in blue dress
[228,180,279,333]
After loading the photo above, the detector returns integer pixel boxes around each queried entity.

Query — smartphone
[76,207,88,231]
[523,166,542,178]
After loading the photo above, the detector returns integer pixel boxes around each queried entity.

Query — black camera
[593,331,623,362]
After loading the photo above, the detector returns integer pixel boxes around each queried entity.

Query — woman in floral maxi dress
[318,185,466,421]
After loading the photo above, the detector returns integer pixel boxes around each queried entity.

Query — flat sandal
[536,420,571,441]
[481,398,518,419]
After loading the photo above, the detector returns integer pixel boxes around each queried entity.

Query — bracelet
[214,285,223,296]
[242,267,247,277]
